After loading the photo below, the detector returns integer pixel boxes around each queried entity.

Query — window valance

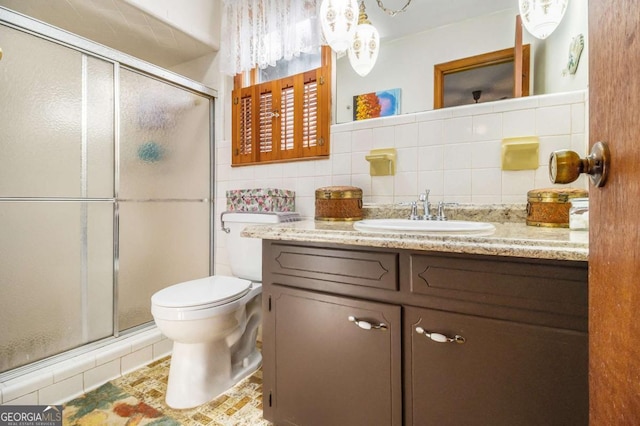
[220,0,322,76]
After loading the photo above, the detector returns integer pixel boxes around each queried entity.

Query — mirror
[435,45,530,108]
[334,1,588,123]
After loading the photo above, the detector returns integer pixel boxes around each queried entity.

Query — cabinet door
[263,285,402,426]
[405,306,588,426]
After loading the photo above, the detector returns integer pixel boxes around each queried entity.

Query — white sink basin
[353,218,496,235]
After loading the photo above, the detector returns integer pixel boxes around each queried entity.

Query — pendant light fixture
[348,1,380,77]
[320,0,359,53]
[519,0,569,39]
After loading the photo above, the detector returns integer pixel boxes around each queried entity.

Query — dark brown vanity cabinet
[261,241,588,426]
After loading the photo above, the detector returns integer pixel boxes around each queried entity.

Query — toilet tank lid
[221,211,300,224]
[151,276,252,308]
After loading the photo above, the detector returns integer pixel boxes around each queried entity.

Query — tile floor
[64,356,271,426]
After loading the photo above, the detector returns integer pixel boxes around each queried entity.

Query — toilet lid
[151,276,252,309]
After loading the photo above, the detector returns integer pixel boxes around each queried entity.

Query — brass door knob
[549,141,610,187]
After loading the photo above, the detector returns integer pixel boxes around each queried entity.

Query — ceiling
[365,0,516,40]
[0,0,218,68]
[0,0,517,69]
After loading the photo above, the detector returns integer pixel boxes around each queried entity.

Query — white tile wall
[0,326,172,405]
[121,346,154,376]
[214,90,588,273]
[152,338,174,359]
[83,360,121,393]
[38,375,84,405]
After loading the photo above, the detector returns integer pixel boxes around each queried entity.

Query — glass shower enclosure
[0,9,215,374]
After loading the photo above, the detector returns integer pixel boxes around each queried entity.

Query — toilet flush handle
[220,212,231,233]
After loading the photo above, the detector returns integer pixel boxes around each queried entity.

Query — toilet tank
[221,212,300,282]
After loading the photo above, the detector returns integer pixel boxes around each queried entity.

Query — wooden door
[589,0,640,423]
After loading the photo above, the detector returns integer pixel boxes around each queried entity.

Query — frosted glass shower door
[0,25,114,198]
[0,202,113,373]
[0,24,115,372]
[117,68,212,331]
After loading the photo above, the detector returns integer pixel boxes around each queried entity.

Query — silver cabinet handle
[348,315,387,331]
[415,326,465,344]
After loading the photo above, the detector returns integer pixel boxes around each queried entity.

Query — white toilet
[151,211,299,409]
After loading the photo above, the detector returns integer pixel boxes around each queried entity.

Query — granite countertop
[241,204,589,262]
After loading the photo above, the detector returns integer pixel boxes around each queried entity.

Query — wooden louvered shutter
[257,82,276,162]
[302,70,319,154]
[231,46,331,166]
[231,86,256,164]
[279,76,297,159]
[302,68,329,158]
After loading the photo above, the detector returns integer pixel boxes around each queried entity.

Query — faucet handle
[436,202,447,221]
[436,202,459,221]
[408,201,420,220]
[419,190,434,220]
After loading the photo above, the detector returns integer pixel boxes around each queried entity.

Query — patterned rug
[63,357,271,426]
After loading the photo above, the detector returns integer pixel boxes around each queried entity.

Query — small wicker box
[526,188,588,227]
[315,186,363,221]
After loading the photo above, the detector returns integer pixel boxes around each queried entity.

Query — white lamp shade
[519,0,569,39]
[320,0,358,53]
[348,23,380,77]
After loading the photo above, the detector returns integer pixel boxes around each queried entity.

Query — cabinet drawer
[267,243,398,291]
[410,253,587,317]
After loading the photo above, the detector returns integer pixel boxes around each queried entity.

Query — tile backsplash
[216,90,587,217]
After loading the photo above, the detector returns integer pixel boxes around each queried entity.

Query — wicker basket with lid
[526,188,588,227]
[315,186,363,221]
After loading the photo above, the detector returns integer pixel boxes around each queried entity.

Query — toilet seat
[152,275,252,312]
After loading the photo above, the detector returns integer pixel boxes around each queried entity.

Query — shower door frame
[0,7,217,374]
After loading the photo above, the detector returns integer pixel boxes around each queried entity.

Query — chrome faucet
[408,190,456,220]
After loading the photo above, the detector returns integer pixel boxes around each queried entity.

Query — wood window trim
[231,46,331,166]
[433,45,530,109]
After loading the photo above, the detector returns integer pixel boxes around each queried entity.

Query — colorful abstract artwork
[353,89,401,121]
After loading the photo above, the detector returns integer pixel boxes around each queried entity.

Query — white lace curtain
[219,0,322,76]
